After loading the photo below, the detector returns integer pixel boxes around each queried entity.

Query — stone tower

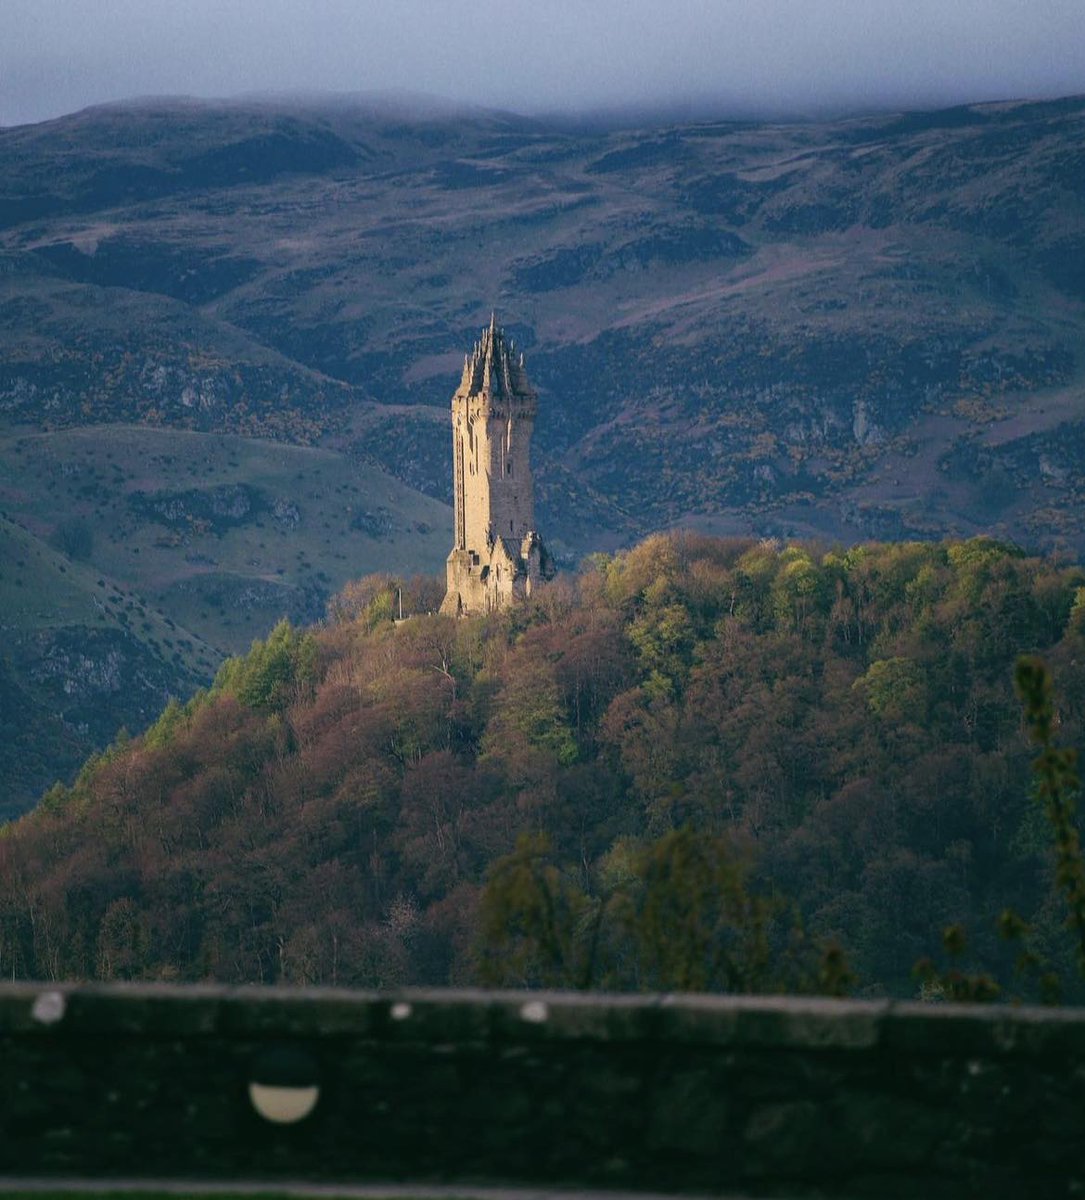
[440,315,551,616]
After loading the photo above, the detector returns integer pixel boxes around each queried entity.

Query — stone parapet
[0,984,1082,1196]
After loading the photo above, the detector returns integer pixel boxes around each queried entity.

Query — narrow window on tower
[506,461,513,475]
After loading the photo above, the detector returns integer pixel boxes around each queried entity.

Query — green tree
[1015,656,1085,975]
[855,656,928,725]
[477,833,596,988]
[212,619,319,712]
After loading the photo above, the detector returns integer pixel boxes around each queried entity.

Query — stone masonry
[440,315,551,616]
[1,984,1084,1197]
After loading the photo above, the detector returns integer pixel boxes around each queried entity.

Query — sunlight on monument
[441,314,553,616]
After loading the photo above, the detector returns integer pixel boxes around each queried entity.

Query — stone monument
[440,315,551,616]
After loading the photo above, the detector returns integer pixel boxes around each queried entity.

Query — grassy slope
[0,511,214,815]
[0,510,212,662]
[0,424,450,655]
[0,425,450,812]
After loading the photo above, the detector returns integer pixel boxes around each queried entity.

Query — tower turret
[440,316,551,616]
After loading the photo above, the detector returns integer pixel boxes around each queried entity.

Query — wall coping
[2,982,1082,1056]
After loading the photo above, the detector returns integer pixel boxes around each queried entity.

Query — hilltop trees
[0,532,1081,996]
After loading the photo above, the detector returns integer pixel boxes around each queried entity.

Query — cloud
[2,0,1084,126]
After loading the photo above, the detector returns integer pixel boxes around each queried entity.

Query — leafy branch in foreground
[914,657,1084,1004]
[1015,655,1085,977]
[478,828,853,996]
[913,924,1001,1003]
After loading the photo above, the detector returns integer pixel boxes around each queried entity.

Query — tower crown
[458,313,533,402]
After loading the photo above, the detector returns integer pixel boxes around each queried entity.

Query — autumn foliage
[1,533,1083,995]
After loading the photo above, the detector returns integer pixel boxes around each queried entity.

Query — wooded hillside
[2,533,1083,995]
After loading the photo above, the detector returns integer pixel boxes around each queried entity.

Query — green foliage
[911,656,1085,1004]
[771,547,824,636]
[627,602,694,698]
[69,728,131,793]
[913,924,1002,1003]
[1069,587,1085,635]
[947,535,1024,574]
[855,657,928,725]
[478,833,597,988]
[1015,655,1085,976]
[480,826,849,996]
[37,782,71,815]
[480,663,579,775]
[328,575,447,629]
[211,619,318,712]
[142,696,196,750]
[626,828,773,992]
[995,907,1064,1005]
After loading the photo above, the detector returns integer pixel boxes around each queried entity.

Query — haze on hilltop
[3,0,1085,128]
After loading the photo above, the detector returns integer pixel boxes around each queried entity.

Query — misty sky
[3,0,1085,127]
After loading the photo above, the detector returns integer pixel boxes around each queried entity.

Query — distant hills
[1,92,1084,810]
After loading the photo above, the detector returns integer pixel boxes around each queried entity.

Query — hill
[2,534,1083,996]
[2,95,1084,550]
[0,509,215,818]
[2,92,1085,807]
[0,424,449,812]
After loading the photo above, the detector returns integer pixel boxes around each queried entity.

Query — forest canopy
[2,533,1083,996]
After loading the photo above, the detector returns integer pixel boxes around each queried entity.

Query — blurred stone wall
[0,984,1081,1197]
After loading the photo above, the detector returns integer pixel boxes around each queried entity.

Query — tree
[212,619,319,712]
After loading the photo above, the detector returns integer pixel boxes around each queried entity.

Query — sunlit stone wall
[0,984,1081,1197]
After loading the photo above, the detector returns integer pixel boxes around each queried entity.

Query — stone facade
[440,315,551,617]
[3,982,1085,1196]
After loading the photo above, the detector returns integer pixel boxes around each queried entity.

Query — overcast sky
[3,0,1085,128]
